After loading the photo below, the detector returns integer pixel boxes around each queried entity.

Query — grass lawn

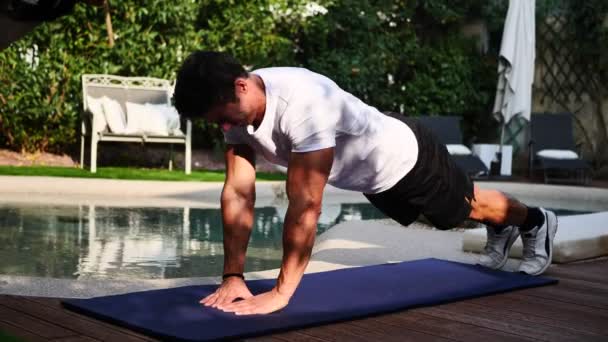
[0,165,286,182]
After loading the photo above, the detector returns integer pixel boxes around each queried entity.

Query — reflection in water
[0,203,386,279]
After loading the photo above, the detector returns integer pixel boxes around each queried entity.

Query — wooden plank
[546,261,608,284]
[292,319,447,342]
[497,292,608,322]
[299,323,400,342]
[2,296,155,342]
[52,336,100,342]
[547,276,608,293]
[0,305,76,340]
[0,321,47,342]
[248,337,292,342]
[545,268,607,284]
[251,331,329,342]
[287,326,370,342]
[341,316,453,342]
[418,302,605,342]
[255,331,331,342]
[370,310,535,342]
[21,297,67,308]
[564,258,608,269]
[472,292,608,334]
[520,280,608,309]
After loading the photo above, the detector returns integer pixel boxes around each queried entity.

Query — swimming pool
[0,203,388,280]
[0,202,592,280]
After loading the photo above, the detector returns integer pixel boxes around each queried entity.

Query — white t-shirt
[224,67,418,194]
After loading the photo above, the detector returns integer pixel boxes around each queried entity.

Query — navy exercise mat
[62,258,557,341]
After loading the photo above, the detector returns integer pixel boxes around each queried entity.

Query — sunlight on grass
[0,166,285,182]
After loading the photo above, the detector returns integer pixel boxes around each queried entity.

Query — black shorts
[364,113,474,230]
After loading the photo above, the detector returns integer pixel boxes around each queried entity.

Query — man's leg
[469,185,558,275]
[379,113,556,275]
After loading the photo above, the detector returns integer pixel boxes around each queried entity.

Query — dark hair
[173,51,247,118]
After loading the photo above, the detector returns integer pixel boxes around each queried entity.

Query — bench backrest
[82,74,173,115]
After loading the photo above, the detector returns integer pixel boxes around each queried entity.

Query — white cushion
[125,102,182,136]
[146,103,182,135]
[462,211,608,263]
[86,96,107,134]
[125,102,166,135]
[537,149,579,159]
[446,144,472,155]
[101,97,127,134]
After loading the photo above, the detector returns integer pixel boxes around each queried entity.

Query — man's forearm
[221,191,255,275]
[275,203,319,297]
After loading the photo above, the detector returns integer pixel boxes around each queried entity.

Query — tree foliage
[5,0,602,154]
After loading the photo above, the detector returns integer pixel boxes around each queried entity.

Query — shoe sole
[528,210,558,276]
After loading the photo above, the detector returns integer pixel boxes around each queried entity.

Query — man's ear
[234,78,248,94]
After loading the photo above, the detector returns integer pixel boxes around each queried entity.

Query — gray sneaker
[519,208,558,275]
[478,225,520,270]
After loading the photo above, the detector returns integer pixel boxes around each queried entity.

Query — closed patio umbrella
[492,0,536,164]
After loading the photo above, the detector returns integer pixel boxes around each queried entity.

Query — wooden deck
[1,258,607,341]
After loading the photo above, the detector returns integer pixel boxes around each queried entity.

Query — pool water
[0,204,590,280]
[0,203,385,279]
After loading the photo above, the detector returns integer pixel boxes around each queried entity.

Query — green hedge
[1,0,506,154]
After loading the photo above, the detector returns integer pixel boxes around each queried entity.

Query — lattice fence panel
[537,8,588,105]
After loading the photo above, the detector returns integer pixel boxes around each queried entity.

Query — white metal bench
[80,74,192,174]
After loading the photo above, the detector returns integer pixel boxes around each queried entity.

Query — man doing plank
[173,51,557,315]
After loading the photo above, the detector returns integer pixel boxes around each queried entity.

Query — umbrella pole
[496,120,506,176]
[499,121,505,155]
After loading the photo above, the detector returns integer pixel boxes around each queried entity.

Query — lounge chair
[529,113,591,185]
[416,115,489,178]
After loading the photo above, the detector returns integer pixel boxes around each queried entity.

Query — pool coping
[1,175,607,210]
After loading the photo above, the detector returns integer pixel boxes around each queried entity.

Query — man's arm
[276,147,334,297]
[221,143,257,275]
[201,143,256,308]
[219,147,333,315]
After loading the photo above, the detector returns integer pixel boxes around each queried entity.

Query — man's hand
[200,277,253,309]
[218,287,290,315]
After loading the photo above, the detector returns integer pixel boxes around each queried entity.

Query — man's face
[203,78,255,132]
[205,98,251,132]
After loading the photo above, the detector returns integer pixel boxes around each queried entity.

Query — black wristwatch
[222,273,245,280]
